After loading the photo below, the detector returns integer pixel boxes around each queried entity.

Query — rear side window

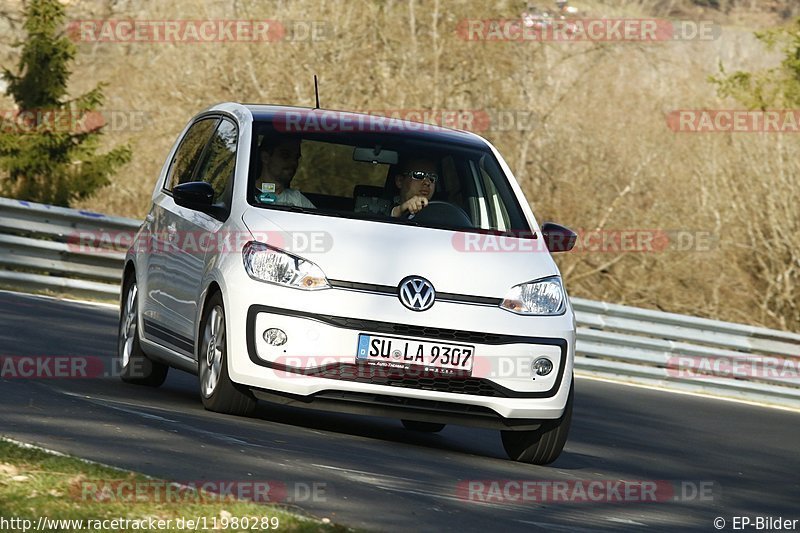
[164,118,218,191]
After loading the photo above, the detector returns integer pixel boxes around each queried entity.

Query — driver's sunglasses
[404,171,438,184]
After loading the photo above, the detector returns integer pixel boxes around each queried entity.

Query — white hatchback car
[118,103,577,465]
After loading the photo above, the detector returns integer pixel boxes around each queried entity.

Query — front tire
[198,292,256,416]
[501,378,574,465]
[118,276,168,387]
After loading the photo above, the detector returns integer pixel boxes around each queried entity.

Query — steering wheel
[408,200,473,228]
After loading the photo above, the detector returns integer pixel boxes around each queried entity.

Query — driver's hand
[401,195,428,215]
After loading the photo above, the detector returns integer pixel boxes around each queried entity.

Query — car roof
[240,103,490,149]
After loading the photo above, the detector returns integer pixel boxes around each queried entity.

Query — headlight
[500,276,566,315]
[242,241,329,290]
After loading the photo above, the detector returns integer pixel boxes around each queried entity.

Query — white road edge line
[1,435,138,474]
[0,289,118,309]
[575,373,800,414]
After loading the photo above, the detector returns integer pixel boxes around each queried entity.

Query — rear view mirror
[541,222,577,252]
[353,146,398,165]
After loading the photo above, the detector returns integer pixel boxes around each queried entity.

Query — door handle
[166,223,178,244]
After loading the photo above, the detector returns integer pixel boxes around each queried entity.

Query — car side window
[194,119,238,212]
[164,118,219,192]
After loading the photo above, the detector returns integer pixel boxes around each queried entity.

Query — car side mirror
[541,222,577,252]
[173,181,215,212]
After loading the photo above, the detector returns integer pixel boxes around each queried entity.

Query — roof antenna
[313,75,320,109]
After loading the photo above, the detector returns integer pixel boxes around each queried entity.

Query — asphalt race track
[1,291,798,532]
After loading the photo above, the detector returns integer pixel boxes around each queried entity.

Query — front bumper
[224,289,575,422]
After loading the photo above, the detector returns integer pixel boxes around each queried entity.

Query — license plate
[356,334,474,375]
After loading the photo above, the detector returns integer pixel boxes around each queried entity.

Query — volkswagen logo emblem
[398,276,436,312]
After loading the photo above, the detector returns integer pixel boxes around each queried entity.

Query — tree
[707,18,800,331]
[710,17,800,109]
[0,0,131,207]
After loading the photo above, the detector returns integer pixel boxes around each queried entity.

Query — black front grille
[300,363,508,397]
[247,304,564,346]
[328,279,503,306]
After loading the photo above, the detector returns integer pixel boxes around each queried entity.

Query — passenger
[254,136,315,208]
[390,157,438,217]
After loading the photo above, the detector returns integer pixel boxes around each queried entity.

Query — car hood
[242,209,560,298]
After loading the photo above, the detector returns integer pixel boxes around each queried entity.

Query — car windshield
[247,119,532,234]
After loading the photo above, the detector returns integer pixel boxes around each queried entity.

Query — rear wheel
[118,276,168,387]
[401,419,446,433]
[198,292,256,416]
[501,378,573,465]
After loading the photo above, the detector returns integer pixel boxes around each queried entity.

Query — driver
[390,157,438,217]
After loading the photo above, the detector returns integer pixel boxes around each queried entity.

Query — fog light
[263,328,287,346]
[532,357,553,377]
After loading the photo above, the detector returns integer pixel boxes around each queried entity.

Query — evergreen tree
[0,0,131,207]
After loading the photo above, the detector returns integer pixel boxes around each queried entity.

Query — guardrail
[0,197,138,299]
[1,196,799,408]
[572,298,800,409]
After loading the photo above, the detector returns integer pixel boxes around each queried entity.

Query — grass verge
[0,438,350,532]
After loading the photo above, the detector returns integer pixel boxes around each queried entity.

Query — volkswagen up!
[118,103,577,465]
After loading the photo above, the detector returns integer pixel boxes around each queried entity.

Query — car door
[143,117,218,355]
[178,117,239,355]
